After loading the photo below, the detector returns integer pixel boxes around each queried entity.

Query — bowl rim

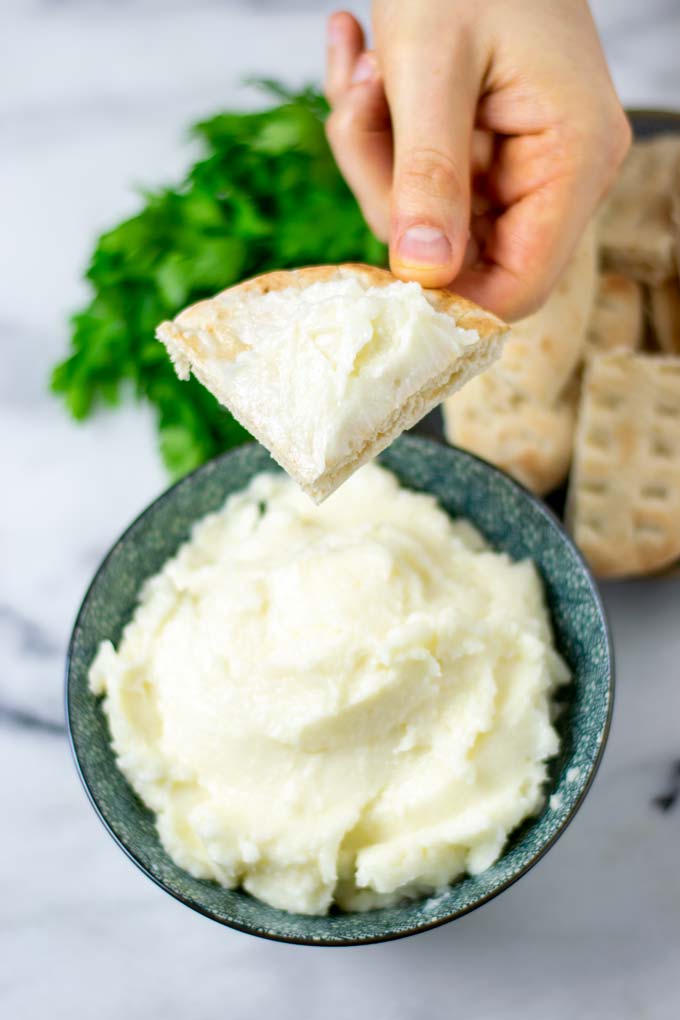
[65,437,614,947]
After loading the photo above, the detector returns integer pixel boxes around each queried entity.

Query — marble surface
[2,1,679,1017]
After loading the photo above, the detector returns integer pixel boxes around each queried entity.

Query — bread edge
[156,264,508,501]
[167,263,507,344]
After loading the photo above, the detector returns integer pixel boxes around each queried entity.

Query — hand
[324,1,630,319]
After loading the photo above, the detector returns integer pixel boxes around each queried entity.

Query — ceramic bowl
[66,435,613,945]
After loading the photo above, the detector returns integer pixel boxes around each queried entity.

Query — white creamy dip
[90,463,568,915]
[180,277,480,483]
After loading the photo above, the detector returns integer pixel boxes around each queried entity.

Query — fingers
[325,13,393,241]
[471,129,494,181]
[455,111,629,320]
[375,9,483,288]
[325,11,364,105]
[453,175,587,320]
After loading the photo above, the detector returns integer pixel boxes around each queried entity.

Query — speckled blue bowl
[66,435,613,945]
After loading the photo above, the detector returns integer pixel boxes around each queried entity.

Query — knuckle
[324,109,346,147]
[598,106,632,193]
[609,107,632,167]
[397,147,466,202]
[562,100,632,197]
[325,104,359,146]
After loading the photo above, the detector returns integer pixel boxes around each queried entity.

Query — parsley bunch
[51,83,387,477]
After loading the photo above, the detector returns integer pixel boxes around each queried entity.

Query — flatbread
[494,223,597,404]
[598,136,680,285]
[443,370,578,496]
[157,263,507,502]
[586,272,643,353]
[672,153,680,277]
[650,278,680,354]
[567,350,680,577]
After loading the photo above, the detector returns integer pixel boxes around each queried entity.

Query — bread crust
[493,224,597,404]
[586,272,643,353]
[598,136,680,285]
[441,226,597,496]
[443,371,578,496]
[169,263,505,341]
[567,350,680,577]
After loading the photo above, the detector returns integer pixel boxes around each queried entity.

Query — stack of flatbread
[567,351,680,576]
[444,135,680,578]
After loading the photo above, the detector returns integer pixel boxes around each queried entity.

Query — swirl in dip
[90,463,568,915]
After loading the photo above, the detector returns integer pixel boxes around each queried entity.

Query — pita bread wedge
[443,370,578,496]
[567,350,680,577]
[650,278,680,354]
[586,272,643,353]
[598,136,680,285]
[495,223,598,403]
[157,264,507,501]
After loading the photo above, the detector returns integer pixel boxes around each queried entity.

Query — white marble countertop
[2,2,680,1018]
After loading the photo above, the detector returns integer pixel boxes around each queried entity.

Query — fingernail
[351,53,376,85]
[396,225,452,265]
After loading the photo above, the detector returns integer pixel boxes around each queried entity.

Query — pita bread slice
[157,264,507,502]
[567,350,680,578]
[598,136,680,285]
[443,370,578,496]
[586,272,643,353]
[495,223,598,404]
[650,279,680,354]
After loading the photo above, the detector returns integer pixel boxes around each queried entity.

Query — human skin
[325,0,631,319]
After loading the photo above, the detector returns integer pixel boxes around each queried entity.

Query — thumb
[378,17,481,288]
